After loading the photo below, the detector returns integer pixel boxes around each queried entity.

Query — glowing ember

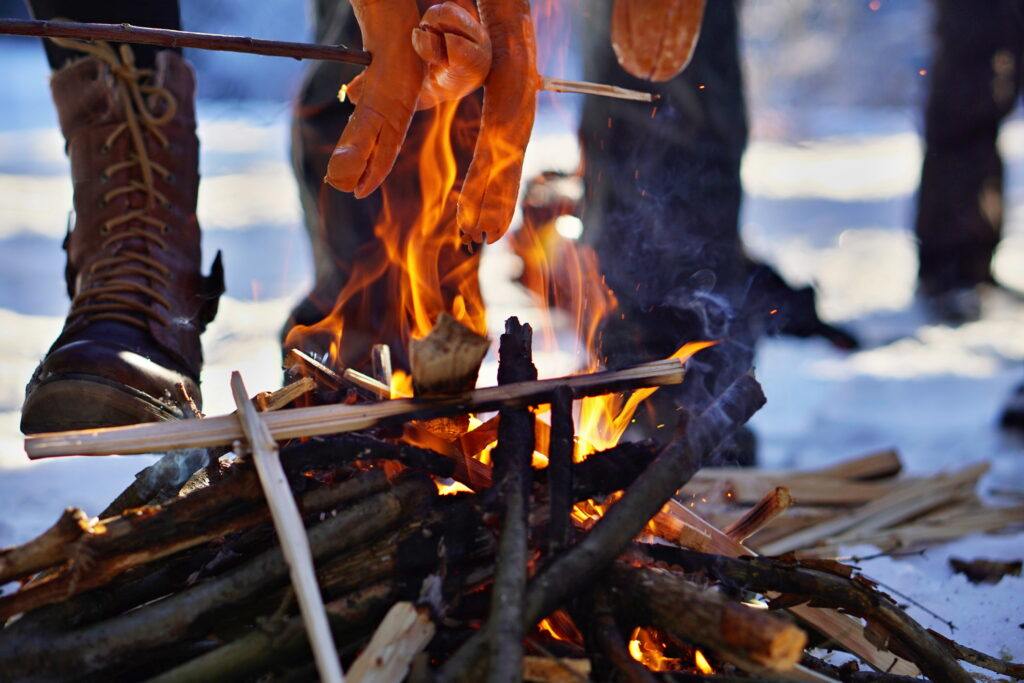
[694,649,714,675]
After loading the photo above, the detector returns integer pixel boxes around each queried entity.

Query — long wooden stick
[25,358,687,458]
[0,18,653,102]
[230,372,344,683]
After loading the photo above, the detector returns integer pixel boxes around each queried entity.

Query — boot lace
[51,37,179,331]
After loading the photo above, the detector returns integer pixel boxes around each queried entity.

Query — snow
[2,0,1022,673]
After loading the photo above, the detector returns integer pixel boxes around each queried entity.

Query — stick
[546,387,574,556]
[230,372,344,683]
[285,348,345,391]
[926,629,1024,679]
[343,368,392,399]
[26,357,688,458]
[724,487,793,543]
[540,76,655,102]
[255,377,317,412]
[487,318,537,683]
[438,373,765,681]
[371,344,393,398]
[0,19,654,102]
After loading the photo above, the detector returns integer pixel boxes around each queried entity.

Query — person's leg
[27,0,181,69]
[20,0,222,433]
[916,0,1024,302]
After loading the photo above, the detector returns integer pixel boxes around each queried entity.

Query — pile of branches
[1,318,1019,683]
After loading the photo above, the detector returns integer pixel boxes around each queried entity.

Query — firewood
[344,368,392,399]
[611,562,807,671]
[26,358,688,459]
[648,501,921,676]
[348,602,435,683]
[814,449,902,480]
[759,462,989,556]
[147,582,401,683]
[0,471,391,619]
[547,387,575,556]
[0,477,435,680]
[437,373,766,681]
[487,318,537,683]
[650,548,974,683]
[0,508,94,584]
[683,472,896,506]
[724,486,793,542]
[522,655,590,683]
[285,348,346,390]
[254,377,317,411]
[588,589,658,683]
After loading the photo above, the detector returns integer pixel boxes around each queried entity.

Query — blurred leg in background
[916,0,1024,321]
[576,0,855,455]
[916,0,1024,431]
[20,0,223,433]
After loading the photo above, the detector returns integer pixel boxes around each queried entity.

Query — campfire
[4,305,1022,681]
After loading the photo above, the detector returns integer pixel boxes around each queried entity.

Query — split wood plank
[26,358,686,458]
[758,462,989,556]
[347,602,434,683]
[230,372,344,683]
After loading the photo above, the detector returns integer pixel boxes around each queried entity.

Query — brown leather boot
[21,43,223,434]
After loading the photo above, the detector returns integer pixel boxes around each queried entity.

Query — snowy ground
[2,2,1024,674]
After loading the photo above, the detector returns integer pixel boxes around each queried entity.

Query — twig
[231,372,344,683]
[487,318,538,683]
[343,368,392,399]
[546,387,575,556]
[541,76,655,102]
[254,377,317,412]
[371,344,393,398]
[26,357,689,458]
[926,628,1024,679]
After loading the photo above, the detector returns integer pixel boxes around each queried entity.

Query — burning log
[437,373,766,679]
[643,547,973,683]
[486,317,537,681]
[546,387,575,556]
[25,357,688,458]
[610,562,808,672]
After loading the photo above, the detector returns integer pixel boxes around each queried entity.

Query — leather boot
[21,43,223,434]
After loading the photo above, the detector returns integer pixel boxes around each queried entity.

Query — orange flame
[285,98,486,371]
[628,627,683,672]
[694,649,715,675]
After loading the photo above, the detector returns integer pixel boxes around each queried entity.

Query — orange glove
[611,0,706,82]
[326,0,425,199]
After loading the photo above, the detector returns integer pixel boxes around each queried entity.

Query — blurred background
[0,0,1021,659]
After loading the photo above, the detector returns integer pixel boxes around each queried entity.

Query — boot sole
[21,375,180,434]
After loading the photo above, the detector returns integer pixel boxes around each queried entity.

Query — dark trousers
[916,0,1024,294]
